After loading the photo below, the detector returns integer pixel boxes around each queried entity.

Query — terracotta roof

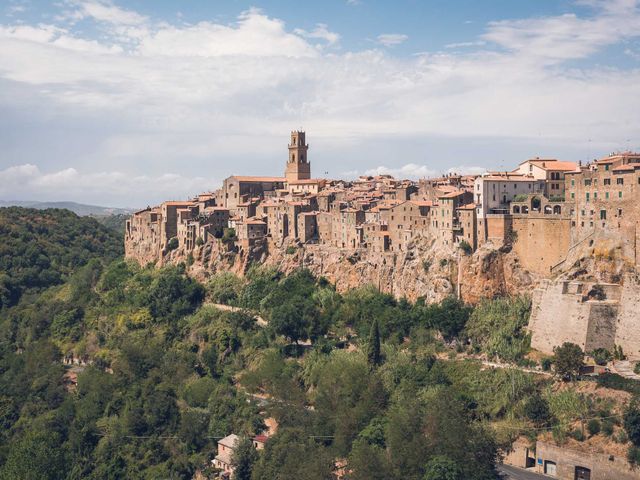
[438,190,466,198]
[481,173,536,182]
[612,165,636,172]
[218,434,239,449]
[163,201,195,206]
[457,203,476,210]
[527,160,578,171]
[409,200,434,207]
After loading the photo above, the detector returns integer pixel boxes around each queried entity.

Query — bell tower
[285,131,311,182]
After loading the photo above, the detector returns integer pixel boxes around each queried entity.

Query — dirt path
[206,302,268,327]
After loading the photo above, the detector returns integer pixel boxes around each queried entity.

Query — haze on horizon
[1,0,640,208]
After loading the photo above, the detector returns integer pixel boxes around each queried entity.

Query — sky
[1,0,640,207]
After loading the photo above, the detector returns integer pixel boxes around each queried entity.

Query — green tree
[553,342,584,381]
[367,318,382,367]
[231,436,259,480]
[0,430,66,480]
[624,399,640,446]
[423,456,463,480]
[524,394,551,426]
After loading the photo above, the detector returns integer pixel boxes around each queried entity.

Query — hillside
[0,207,123,308]
[0,200,134,217]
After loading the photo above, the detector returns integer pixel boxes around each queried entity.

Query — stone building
[512,158,578,198]
[564,152,640,266]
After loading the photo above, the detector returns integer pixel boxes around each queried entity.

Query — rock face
[152,233,535,304]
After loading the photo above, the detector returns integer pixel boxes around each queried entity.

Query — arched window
[291,153,295,162]
[522,206,529,214]
[513,205,521,214]
[553,205,561,214]
[544,205,552,214]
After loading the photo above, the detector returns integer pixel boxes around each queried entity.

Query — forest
[1,207,640,480]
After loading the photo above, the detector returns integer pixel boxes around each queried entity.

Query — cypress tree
[367,318,381,367]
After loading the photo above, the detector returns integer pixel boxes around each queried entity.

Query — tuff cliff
[160,235,535,304]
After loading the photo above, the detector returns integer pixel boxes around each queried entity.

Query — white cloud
[376,33,408,47]
[365,163,436,179]
[294,23,340,47]
[482,0,640,62]
[60,0,148,26]
[0,2,640,204]
[0,164,216,207]
[445,41,486,49]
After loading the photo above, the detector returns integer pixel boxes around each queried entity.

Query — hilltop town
[125,131,640,360]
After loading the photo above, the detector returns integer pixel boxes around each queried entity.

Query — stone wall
[512,216,572,276]
[529,276,640,359]
[613,274,640,359]
[534,440,639,480]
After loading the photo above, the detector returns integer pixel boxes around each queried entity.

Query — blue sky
[1,0,640,207]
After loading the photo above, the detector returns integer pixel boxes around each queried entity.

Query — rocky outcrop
[150,233,536,304]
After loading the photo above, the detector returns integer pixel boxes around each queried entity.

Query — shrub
[439,258,448,268]
[222,228,237,243]
[587,419,601,436]
[591,348,612,366]
[195,236,204,246]
[167,237,179,251]
[588,284,606,301]
[541,357,553,371]
[624,399,640,446]
[285,246,297,255]
[524,395,550,426]
[634,363,640,375]
[513,194,527,202]
[602,419,615,436]
[458,240,472,255]
[570,428,585,441]
[628,446,640,467]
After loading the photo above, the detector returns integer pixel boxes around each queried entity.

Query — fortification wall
[528,277,640,358]
[529,281,590,354]
[614,274,640,359]
[512,217,571,276]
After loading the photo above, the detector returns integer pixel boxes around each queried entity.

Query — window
[605,192,609,199]
[571,179,575,186]
[586,193,590,202]
[619,191,623,198]
[571,192,575,199]
[605,164,610,171]
[584,179,592,186]
[594,192,597,199]
[604,178,611,185]
[600,210,606,220]
[617,178,624,185]
[618,208,623,217]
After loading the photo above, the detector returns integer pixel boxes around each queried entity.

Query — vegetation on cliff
[0,207,123,309]
[1,207,639,479]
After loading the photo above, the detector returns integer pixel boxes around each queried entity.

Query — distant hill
[0,206,124,308]
[0,200,135,217]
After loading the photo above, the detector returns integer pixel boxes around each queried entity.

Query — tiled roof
[218,434,239,449]
[527,160,579,171]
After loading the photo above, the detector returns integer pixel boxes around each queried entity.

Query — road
[498,464,548,480]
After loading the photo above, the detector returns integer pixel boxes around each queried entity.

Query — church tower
[285,131,311,182]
